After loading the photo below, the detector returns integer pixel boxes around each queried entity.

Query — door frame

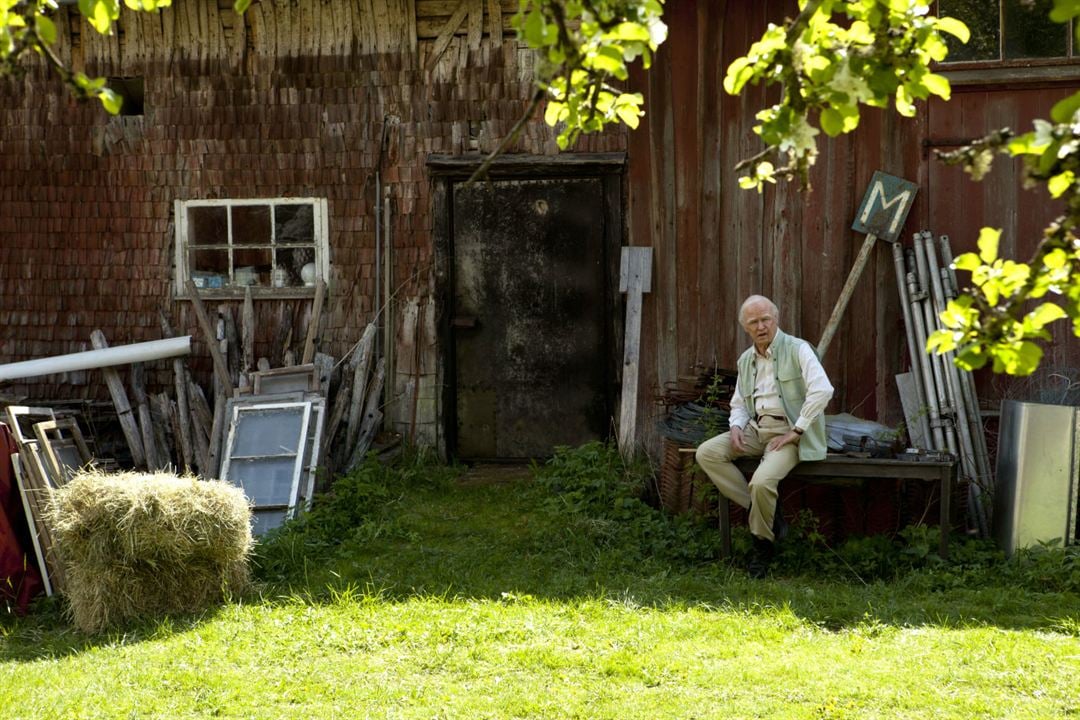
[427,152,627,460]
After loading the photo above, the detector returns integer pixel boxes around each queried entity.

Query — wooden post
[130,362,163,470]
[816,232,878,360]
[159,311,194,474]
[90,330,147,468]
[301,279,327,365]
[349,357,386,470]
[241,286,255,388]
[184,279,234,395]
[346,323,377,458]
[617,247,652,460]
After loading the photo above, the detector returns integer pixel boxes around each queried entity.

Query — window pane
[1004,0,1066,59]
[233,248,272,287]
[252,510,289,536]
[230,458,297,505]
[187,205,228,246]
[274,246,317,288]
[940,0,1000,61]
[232,406,307,456]
[274,204,314,244]
[190,248,228,275]
[232,205,272,245]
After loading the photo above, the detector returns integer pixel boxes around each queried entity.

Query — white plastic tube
[0,336,191,382]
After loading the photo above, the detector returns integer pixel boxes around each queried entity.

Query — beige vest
[737,329,828,461]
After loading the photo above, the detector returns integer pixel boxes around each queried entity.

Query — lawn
[0,455,1077,719]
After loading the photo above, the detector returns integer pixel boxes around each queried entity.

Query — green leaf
[607,22,651,42]
[35,14,56,45]
[523,9,544,46]
[1049,0,1080,23]
[723,57,753,95]
[955,346,988,371]
[1045,248,1068,269]
[234,0,252,13]
[935,16,970,43]
[1051,90,1080,123]
[995,341,1043,376]
[616,104,641,129]
[589,46,627,78]
[820,107,844,137]
[921,72,950,101]
[926,329,958,354]
[544,100,566,126]
[977,227,1000,264]
[98,87,123,115]
[1048,170,1075,198]
[952,252,981,272]
[1024,302,1067,331]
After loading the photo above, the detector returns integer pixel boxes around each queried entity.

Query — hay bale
[49,470,253,633]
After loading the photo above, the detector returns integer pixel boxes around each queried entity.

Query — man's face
[741,302,778,350]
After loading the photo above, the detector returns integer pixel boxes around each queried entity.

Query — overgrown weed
[253,446,461,581]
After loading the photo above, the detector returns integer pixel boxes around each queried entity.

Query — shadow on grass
[2,470,1075,663]
[249,477,1080,636]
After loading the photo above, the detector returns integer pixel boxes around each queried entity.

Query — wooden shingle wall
[0,0,625,450]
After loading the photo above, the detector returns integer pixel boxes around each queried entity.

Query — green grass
[0,463,1078,719]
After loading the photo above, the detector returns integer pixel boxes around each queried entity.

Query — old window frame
[219,400,314,536]
[174,197,331,299]
[935,0,1080,78]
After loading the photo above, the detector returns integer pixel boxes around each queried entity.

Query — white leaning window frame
[174,197,330,297]
[219,401,313,534]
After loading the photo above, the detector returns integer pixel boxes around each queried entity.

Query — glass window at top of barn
[176,198,328,296]
[939,0,1074,63]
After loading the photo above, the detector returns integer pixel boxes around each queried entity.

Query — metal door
[451,177,610,459]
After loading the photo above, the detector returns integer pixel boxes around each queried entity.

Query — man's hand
[731,425,747,453]
[766,430,801,452]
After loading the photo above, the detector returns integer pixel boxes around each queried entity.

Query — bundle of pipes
[892,230,994,537]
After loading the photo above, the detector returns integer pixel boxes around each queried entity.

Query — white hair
[739,295,779,325]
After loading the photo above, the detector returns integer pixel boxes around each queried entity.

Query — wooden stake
[301,279,327,365]
[346,323,377,457]
[131,362,163,470]
[617,248,652,460]
[242,286,255,387]
[184,279,234,395]
[159,310,194,474]
[90,329,147,468]
[817,233,879,360]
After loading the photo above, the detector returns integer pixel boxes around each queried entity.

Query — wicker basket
[659,438,717,516]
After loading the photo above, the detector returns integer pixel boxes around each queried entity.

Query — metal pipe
[892,241,933,448]
[0,336,191,383]
[938,234,994,492]
[905,246,947,450]
[921,232,989,535]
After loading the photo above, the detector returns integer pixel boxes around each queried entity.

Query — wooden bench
[683,452,957,558]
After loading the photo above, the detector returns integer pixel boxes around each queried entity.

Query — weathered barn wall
[0,0,625,449]
[626,0,1080,454]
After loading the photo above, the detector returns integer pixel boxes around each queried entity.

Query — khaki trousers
[695,416,799,542]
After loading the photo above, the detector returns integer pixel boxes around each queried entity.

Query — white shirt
[729,334,833,433]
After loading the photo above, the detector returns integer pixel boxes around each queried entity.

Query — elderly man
[696,295,834,578]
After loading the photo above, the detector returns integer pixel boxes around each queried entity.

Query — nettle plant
[0,0,249,114]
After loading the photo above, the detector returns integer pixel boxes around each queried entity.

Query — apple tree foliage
[720,0,1080,376]
[0,0,249,113]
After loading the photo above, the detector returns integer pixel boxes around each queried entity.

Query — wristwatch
[792,426,804,435]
